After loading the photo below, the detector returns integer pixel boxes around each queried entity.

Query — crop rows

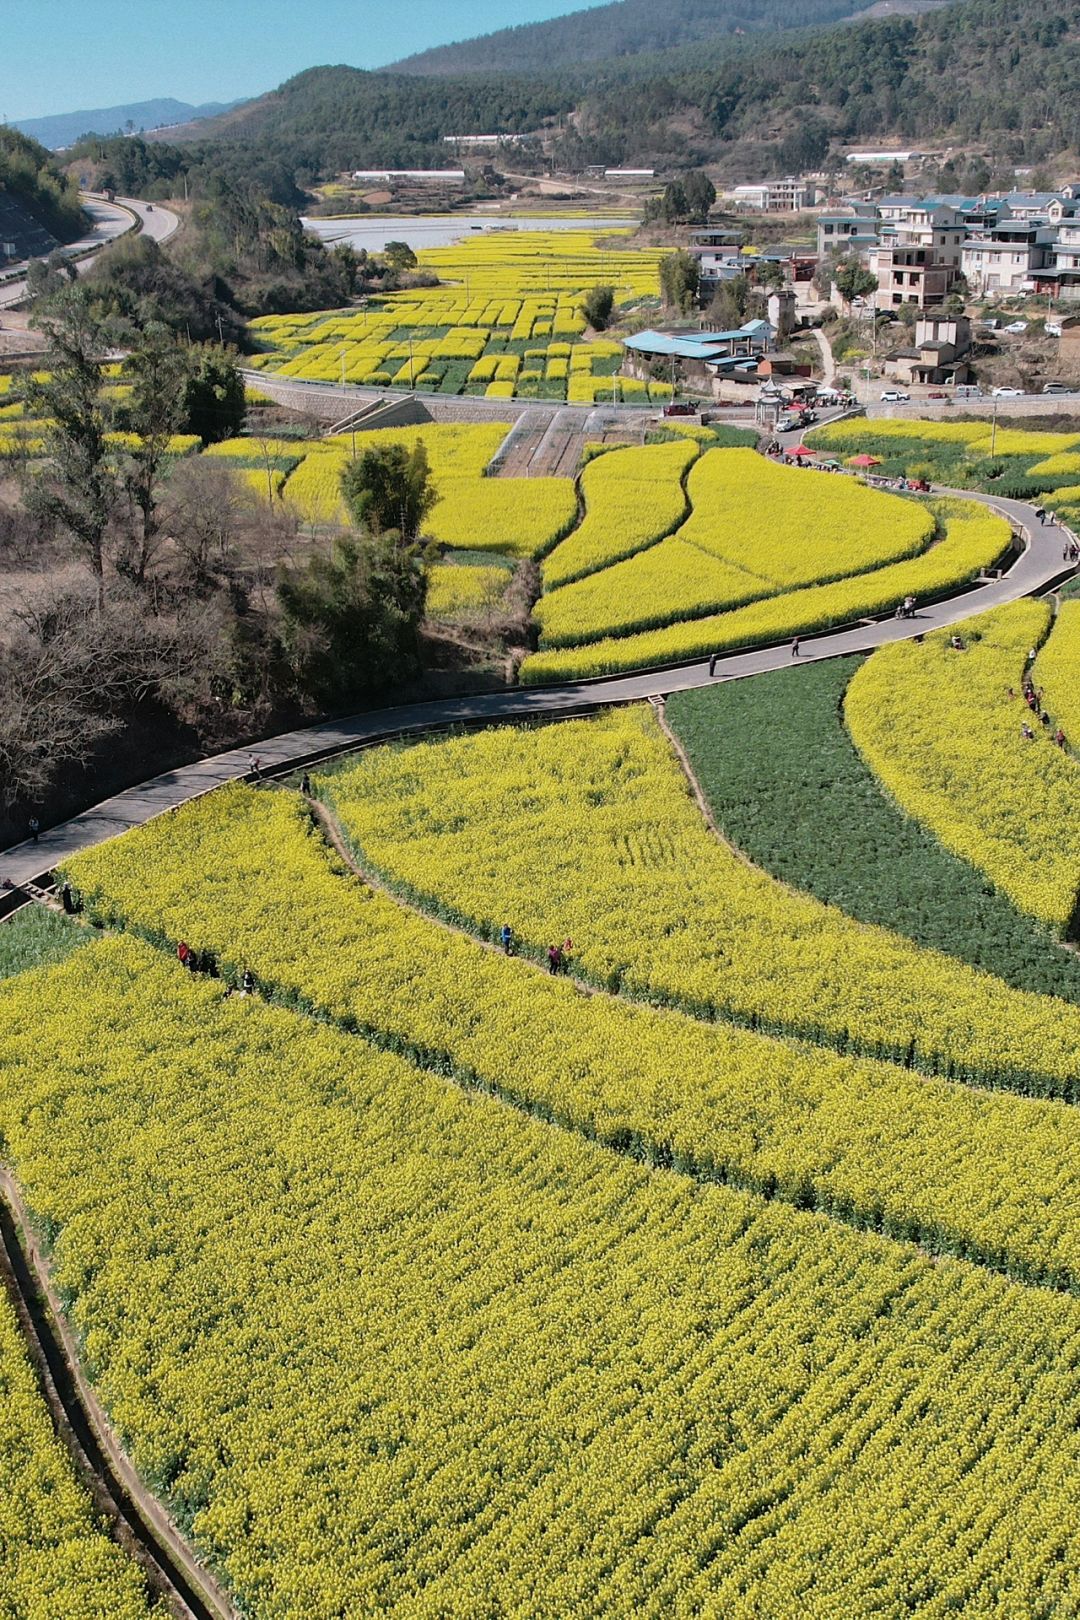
[666,658,1080,1001]
[847,600,1080,933]
[533,450,936,651]
[0,1243,156,1616]
[521,498,1010,680]
[52,772,1080,1295]
[249,230,666,404]
[13,937,1080,1616]
[1035,599,1080,746]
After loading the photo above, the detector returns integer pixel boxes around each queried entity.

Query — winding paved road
[1,491,1075,889]
[0,196,178,310]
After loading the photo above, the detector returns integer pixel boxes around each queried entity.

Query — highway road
[0,194,178,310]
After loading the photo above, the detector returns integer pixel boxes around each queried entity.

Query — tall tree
[833,258,879,308]
[683,170,717,224]
[659,250,700,315]
[581,284,615,330]
[180,346,246,444]
[340,442,437,543]
[26,286,117,608]
[276,534,428,704]
[116,324,191,585]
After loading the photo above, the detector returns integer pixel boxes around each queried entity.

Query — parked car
[926,390,948,399]
[991,386,1024,397]
[954,384,984,398]
[1046,322,1064,338]
[1002,321,1029,335]
[662,402,696,417]
[880,390,910,403]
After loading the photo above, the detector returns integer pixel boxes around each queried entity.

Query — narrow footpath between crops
[0,492,1074,891]
[44,871,1080,1306]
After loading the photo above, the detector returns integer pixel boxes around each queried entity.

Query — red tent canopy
[850,453,883,467]
[789,445,813,457]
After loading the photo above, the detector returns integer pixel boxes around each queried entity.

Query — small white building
[351,169,466,184]
[729,177,812,213]
[846,150,923,165]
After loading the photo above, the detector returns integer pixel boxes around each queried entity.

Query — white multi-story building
[729,177,813,212]
[962,222,1057,295]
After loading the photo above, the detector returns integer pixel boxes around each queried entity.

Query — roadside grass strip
[56,780,1080,1283]
[0,907,85,983]
[0,1275,159,1619]
[426,564,509,618]
[542,439,699,589]
[1034,600,1080,750]
[534,451,936,650]
[666,660,1080,1002]
[16,944,1080,1614]
[521,498,1009,680]
[846,600,1080,934]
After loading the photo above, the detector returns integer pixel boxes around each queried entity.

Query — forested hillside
[392,0,878,75]
[0,127,84,244]
[182,0,1079,178]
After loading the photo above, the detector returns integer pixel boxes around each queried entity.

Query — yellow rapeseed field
[846,600,1080,932]
[13,938,1080,1614]
[426,563,508,617]
[542,439,698,588]
[1035,600,1080,749]
[522,498,1008,680]
[0,1235,157,1615]
[535,451,935,650]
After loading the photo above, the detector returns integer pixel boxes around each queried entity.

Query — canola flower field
[807,415,1080,502]
[0,1273,159,1618]
[53,776,1080,1287]
[7,561,1080,1609]
[846,600,1080,934]
[534,450,936,650]
[14,940,1080,1616]
[247,229,669,405]
[522,496,1010,681]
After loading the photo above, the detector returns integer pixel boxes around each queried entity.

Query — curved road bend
[0,197,178,310]
[0,492,1074,889]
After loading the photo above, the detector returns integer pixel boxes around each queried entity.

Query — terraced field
[5,345,1080,1618]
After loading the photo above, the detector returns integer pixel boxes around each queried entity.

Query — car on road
[880,390,910,403]
[1042,382,1074,394]
[991,386,1025,397]
[954,384,983,398]
[662,402,696,416]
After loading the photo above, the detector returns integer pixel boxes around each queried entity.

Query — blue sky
[1,0,603,121]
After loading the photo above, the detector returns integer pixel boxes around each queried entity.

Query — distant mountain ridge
[390,0,886,75]
[14,98,239,152]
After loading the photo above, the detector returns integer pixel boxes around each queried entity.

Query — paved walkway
[1,491,1074,888]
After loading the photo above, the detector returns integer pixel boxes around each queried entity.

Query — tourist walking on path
[547,943,563,975]
[708,653,718,677]
[28,816,39,844]
[791,637,800,658]
[501,923,514,955]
